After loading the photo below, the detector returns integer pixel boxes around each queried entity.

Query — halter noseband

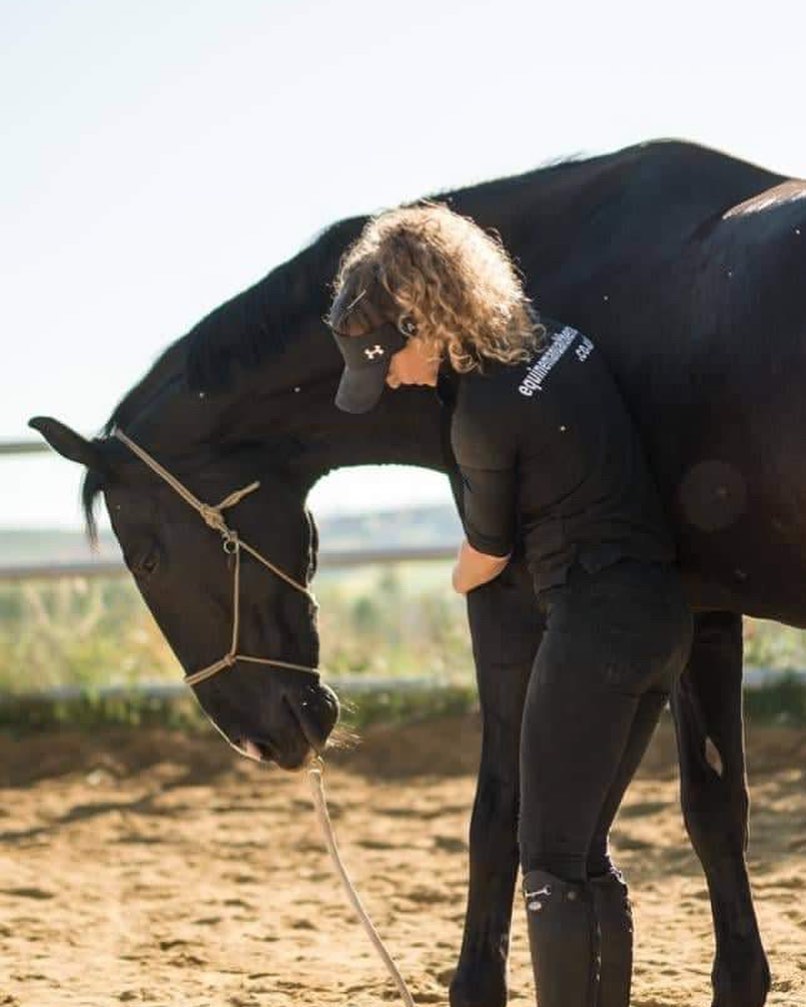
[113,429,320,688]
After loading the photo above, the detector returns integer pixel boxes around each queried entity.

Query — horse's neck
[129,140,783,478]
[223,343,448,483]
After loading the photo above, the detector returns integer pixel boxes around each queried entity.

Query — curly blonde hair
[329,203,544,372]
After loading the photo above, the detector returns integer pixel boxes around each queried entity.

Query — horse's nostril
[255,740,278,762]
[237,738,268,762]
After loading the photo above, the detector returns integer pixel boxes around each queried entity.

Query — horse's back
[495,143,806,623]
[651,183,806,623]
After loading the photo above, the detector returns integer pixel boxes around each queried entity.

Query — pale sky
[2,0,803,529]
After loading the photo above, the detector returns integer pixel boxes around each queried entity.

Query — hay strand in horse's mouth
[308,759,418,1007]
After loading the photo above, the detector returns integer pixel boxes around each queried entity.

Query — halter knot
[199,505,228,533]
[200,482,260,535]
[112,428,319,689]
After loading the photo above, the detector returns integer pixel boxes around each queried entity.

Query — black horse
[32,138,804,1007]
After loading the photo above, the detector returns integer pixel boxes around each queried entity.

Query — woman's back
[451,319,674,592]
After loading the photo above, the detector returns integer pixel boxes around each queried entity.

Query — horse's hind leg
[671,611,771,1007]
[450,562,541,1007]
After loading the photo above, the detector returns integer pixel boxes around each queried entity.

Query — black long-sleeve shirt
[446,320,674,593]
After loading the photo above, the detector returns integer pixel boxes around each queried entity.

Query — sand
[0,716,803,1006]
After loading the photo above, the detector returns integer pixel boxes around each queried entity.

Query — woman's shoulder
[456,359,521,410]
[457,319,590,397]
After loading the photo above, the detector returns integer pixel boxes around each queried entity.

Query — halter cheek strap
[113,428,320,687]
[112,437,418,1006]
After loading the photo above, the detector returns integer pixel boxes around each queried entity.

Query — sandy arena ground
[0,715,803,1007]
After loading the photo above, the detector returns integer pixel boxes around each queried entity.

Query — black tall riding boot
[590,869,633,1007]
[522,869,598,1006]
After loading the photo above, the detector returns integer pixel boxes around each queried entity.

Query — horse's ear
[28,416,108,472]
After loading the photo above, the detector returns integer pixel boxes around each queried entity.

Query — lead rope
[308,759,417,1007]
[112,429,416,1003]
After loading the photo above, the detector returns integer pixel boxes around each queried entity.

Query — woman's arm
[452,537,511,594]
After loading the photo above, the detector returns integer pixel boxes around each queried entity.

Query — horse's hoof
[449,959,507,1007]
[711,941,771,1007]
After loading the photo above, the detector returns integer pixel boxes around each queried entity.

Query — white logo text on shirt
[519,327,590,397]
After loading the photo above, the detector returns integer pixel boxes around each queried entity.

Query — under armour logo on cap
[331,321,408,414]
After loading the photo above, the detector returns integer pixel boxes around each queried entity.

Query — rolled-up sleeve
[460,464,516,557]
[451,374,522,558]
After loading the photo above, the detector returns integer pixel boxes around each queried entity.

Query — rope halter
[113,428,320,688]
[112,434,416,1006]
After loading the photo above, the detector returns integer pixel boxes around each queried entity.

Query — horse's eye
[141,552,159,574]
[129,547,160,577]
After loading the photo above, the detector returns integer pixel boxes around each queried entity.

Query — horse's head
[30,416,340,770]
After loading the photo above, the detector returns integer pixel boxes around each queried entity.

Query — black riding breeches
[518,560,693,882]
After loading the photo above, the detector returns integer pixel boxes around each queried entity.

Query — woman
[327,204,693,1007]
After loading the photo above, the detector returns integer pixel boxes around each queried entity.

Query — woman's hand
[452,538,511,594]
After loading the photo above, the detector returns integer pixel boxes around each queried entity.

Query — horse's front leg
[450,560,542,1007]
[671,611,771,1007]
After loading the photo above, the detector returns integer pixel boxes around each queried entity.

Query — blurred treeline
[2,498,806,727]
[0,505,469,694]
[3,566,806,696]
[0,563,473,695]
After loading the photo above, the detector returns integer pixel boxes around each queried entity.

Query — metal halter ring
[112,427,320,688]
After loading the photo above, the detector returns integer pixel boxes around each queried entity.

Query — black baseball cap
[332,321,408,414]
[329,278,417,413]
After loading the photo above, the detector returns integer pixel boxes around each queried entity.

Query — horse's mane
[106,148,617,434]
[75,143,682,537]
[84,140,777,538]
[99,139,774,439]
[184,215,366,393]
[99,213,366,444]
[181,154,598,393]
[81,216,368,536]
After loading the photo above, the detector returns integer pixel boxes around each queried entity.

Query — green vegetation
[0,687,203,733]
[742,617,806,671]
[0,562,473,695]
[1,556,805,730]
[743,673,806,725]
[0,576,177,692]
[317,562,472,678]
[0,562,479,730]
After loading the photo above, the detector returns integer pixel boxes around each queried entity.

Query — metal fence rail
[0,546,457,582]
[1,440,458,579]
[4,438,806,690]
[0,439,50,455]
